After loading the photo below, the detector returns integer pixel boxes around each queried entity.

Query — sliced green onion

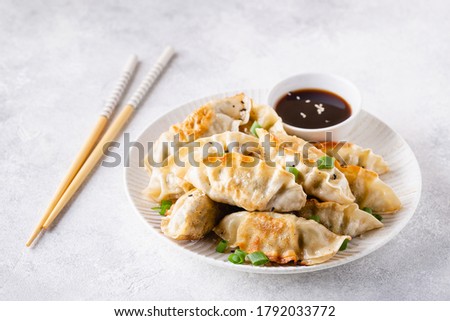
[228,249,247,264]
[215,240,228,253]
[373,214,383,222]
[234,249,247,261]
[250,121,262,137]
[228,254,242,264]
[247,251,269,266]
[309,214,320,223]
[339,239,349,251]
[287,166,299,181]
[151,199,173,216]
[317,156,335,170]
[362,207,373,214]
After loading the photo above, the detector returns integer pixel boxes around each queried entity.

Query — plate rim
[123,89,422,274]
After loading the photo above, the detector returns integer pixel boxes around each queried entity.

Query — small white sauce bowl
[267,73,362,142]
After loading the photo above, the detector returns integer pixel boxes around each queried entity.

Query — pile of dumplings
[144,93,401,266]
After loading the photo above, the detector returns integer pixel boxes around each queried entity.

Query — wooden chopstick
[26,54,138,247]
[42,46,175,231]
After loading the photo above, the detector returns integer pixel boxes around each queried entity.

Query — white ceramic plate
[124,89,422,274]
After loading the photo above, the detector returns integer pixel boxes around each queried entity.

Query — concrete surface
[1,0,449,300]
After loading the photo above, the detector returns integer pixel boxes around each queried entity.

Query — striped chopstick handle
[127,46,175,108]
[101,54,139,118]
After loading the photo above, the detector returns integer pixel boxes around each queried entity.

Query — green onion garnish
[309,214,320,223]
[373,214,383,222]
[362,207,373,214]
[247,251,269,266]
[215,240,228,253]
[317,156,335,170]
[339,239,349,251]
[287,167,299,181]
[228,249,247,264]
[228,254,242,264]
[363,207,382,221]
[151,199,173,216]
[250,121,262,137]
[234,249,247,260]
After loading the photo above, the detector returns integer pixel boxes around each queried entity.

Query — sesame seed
[300,112,306,118]
[325,120,330,123]
[287,92,292,96]
[314,103,325,115]
[296,96,300,100]
[305,100,310,103]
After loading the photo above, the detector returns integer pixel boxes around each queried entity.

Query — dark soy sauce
[275,89,352,129]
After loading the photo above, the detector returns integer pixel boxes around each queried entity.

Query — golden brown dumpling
[144,131,260,202]
[214,211,350,265]
[181,153,307,212]
[150,93,253,164]
[298,199,383,237]
[337,164,401,214]
[317,142,389,175]
[161,189,222,240]
[256,129,355,205]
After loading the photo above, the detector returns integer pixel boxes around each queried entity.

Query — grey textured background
[1,0,449,300]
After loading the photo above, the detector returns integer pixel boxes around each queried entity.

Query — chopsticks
[26,47,175,246]
[41,47,175,230]
[26,54,138,247]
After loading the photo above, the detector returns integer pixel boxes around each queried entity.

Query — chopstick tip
[26,227,43,247]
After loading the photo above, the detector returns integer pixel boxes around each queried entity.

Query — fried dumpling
[180,152,307,212]
[261,128,325,160]
[337,164,401,214]
[161,189,223,240]
[150,93,252,164]
[257,129,355,204]
[317,142,389,175]
[214,211,350,265]
[143,164,193,202]
[143,132,260,202]
[240,104,286,134]
[298,199,383,237]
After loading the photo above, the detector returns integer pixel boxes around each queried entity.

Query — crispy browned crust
[314,141,343,151]
[171,104,215,141]
[235,213,300,264]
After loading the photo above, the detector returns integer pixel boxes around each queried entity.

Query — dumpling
[213,211,350,265]
[177,131,261,169]
[144,94,252,202]
[295,163,355,205]
[337,164,401,214]
[241,104,286,134]
[179,152,307,212]
[262,129,325,161]
[143,165,193,202]
[161,189,223,240]
[256,129,355,204]
[298,199,383,237]
[149,93,253,165]
[316,142,389,175]
[143,132,260,202]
